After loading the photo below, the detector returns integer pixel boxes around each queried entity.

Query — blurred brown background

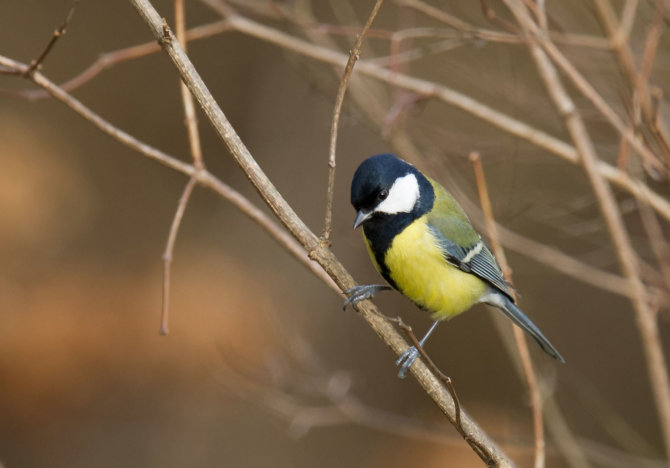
[1,1,669,467]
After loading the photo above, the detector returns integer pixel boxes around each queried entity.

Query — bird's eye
[378,189,389,201]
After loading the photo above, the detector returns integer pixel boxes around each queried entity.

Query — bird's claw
[396,346,419,379]
[343,284,391,310]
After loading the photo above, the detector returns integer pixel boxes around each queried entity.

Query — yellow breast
[383,216,487,319]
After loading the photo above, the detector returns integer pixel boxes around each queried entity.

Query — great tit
[346,153,564,378]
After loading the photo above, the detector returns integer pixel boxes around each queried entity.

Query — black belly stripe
[362,212,418,290]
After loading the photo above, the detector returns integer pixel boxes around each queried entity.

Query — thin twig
[129,1,517,464]
[274,3,663,309]
[394,318,494,464]
[193,9,670,223]
[649,87,670,167]
[494,221,663,303]
[593,0,670,170]
[398,0,611,49]
[481,0,522,34]
[322,0,384,244]
[470,152,546,468]
[10,19,232,100]
[395,0,523,44]
[161,177,197,335]
[504,0,670,460]
[219,318,665,467]
[635,0,667,153]
[5,34,663,304]
[200,2,669,304]
[637,198,670,299]
[175,0,205,170]
[368,37,465,68]
[520,2,666,178]
[8,7,668,223]
[23,0,80,76]
[0,53,339,296]
[159,0,207,335]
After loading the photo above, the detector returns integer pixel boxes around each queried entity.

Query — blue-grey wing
[427,223,513,298]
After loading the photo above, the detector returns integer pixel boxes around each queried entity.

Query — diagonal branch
[129,0,518,465]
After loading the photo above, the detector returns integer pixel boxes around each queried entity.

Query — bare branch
[522,2,666,178]
[194,9,670,223]
[5,13,661,303]
[12,19,232,100]
[128,1,519,464]
[638,198,670,300]
[322,0,384,243]
[24,0,80,76]
[0,53,339,296]
[394,317,493,461]
[159,0,207,335]
[195,2,669,305]
[470,152,546,468]
[161,177,197,335]
[593,0,670,169]
[9,6,668,223]
[399,0,611,49]
[503,0,670,459]
[175,0,205,170]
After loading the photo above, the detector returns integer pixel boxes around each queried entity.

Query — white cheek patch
[375,173,420,215]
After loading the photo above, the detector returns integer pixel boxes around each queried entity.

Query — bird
[345,153,564,378]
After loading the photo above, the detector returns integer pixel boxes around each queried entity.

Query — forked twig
[160,0,207,335]
[23,0,80,76]
[0,0,79,77]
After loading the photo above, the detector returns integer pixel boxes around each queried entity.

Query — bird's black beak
[353,209,372,229]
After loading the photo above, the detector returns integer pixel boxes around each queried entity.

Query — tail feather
[494,295,565,363]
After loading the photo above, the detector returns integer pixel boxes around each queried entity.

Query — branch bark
[129,0,518,465]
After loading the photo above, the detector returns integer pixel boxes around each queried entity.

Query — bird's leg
[396,320,440,379]
[343,284,392,309]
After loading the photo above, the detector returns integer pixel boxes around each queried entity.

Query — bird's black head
[350,153,434,229]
